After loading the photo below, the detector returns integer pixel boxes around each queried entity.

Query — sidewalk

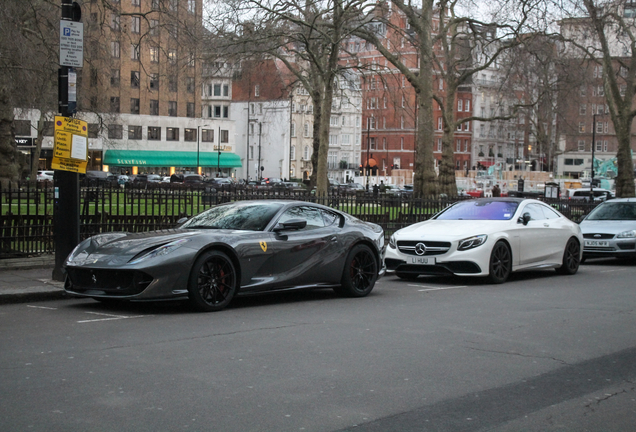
[0,255,66,304]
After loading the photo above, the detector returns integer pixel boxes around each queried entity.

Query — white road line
[27,305,58,310]
[600,269,627,273]
[77,311,146,323]
[408,284,468,292]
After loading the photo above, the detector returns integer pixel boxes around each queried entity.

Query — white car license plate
[585,240,609,247]
[410,256,435,265]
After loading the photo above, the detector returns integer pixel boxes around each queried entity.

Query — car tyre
[335,244,378,297]
[487,241,512,284]
[556,238,580,275]
[188,250,237,312]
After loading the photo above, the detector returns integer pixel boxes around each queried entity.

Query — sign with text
[60,21,84,67]
[52,116,88,173]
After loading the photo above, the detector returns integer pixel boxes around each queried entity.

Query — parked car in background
[205,177,235,190]
[565,188,614,202]
[83,170,118,187]
[37,170,54,182]
[284,181,307,192]
[579,198,636,261]
[133,174,162,187]
[385,198,583,284]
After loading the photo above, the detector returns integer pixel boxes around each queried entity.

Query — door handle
[330,236,337,242]
[543,223,549,227]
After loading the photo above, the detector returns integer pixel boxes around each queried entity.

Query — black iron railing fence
[1,182,598,258]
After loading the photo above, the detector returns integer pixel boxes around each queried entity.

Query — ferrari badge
[260,241,267,252]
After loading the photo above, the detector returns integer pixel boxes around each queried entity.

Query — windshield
[181,202,284,231]
[586,202,636,221]
[435,200,520,221]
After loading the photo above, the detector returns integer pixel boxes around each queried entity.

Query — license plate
[410,256,435,265]
[585,240,609,247]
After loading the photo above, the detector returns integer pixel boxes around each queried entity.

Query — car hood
[67,229,241,267]
[395,219,513,240]
[579,220,636,234]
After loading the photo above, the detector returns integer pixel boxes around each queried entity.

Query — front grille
[583,233,615,239]
[66,268,153,296]
[397,240,451,256]
[584,246,614,252]
[618,242,636,250]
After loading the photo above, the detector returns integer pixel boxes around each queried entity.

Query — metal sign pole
[52,0,81,281]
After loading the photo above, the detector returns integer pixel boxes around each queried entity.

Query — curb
[0,289,68,305]
[0,256,56,272]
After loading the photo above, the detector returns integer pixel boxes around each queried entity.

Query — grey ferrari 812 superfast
[64,200,385,311]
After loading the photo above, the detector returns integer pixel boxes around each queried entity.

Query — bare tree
[210,0,371,195]
[352,0,542,196]
[0,0,59,187]
[558,0,636,197]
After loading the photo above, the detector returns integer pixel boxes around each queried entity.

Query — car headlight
[65,239,92,266]
[388,235,396,249]
[457,235,488,251]
[128,239,190,264]
[617,230,636,239]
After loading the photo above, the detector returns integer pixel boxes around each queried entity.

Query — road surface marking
[409,285,468,292]
[77,311,146,323]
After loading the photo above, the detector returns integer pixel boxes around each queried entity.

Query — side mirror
[518,212,531,226]
[273,218,307,232]
[176,217,189,226]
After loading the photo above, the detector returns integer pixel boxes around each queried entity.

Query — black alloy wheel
[188,250,237,312]
[335,244,378,297]
[487,241,512,284]
[556,238,581,275]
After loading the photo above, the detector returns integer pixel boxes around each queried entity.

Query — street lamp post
[590,112,602,199]
[197,124,210,176]
[218,126,221,177]
[366,119,371,190]
[258,122,262,181]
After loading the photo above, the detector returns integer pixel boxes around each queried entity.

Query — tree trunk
[0,89,20,188]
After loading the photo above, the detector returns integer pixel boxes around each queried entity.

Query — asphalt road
[1,259,635,431]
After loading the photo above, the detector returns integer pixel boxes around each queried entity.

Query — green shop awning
[103,150,242,168]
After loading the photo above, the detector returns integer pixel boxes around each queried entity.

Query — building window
[577,140,585,151]
[304,146,310,160]
[464,122,470,131]
[186,77,194,93]
[110,13,120,31]
[223,106,228,118]
[88,124,99,139]
[149,73,159,90]
[214,84,221,96]
[578,122,585,133]
[254,85,260,97]
[291,122,296,137]
[128,125,142,140]
[149,19,159,36]
[130,98,140,114]
[131,44,140,61]
[150,46,159,63]
[168,76,177,92]
[214,105,221,118]
[188,0,196,13]
[131,16,140,33]
[130,71,140,88]
[187,103,195,118]
[456,139,461,152]
[168,50,177,64]
[132,0,140,6]
[329,134,338,145]
[150,99,159,115]
[202,129,214,142]
[458,99,463,111]
[168,101,177,116]
[148,126,161,140]
[185,128,196,142]
[223,84,229,96]
[108,124,123,139]
[304,122,310,137]
[111,41,120,58]
[437,138,442,152]
[110,97,120,113]
[166,127,179,141]
[110,69,120,87]
[437,117,443,130]
[290,146,295,159]
[220,130,229,143]
[579,104,587,115]
[465,100,470,112]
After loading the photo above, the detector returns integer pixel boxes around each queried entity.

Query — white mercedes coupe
[384,198,583,283]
